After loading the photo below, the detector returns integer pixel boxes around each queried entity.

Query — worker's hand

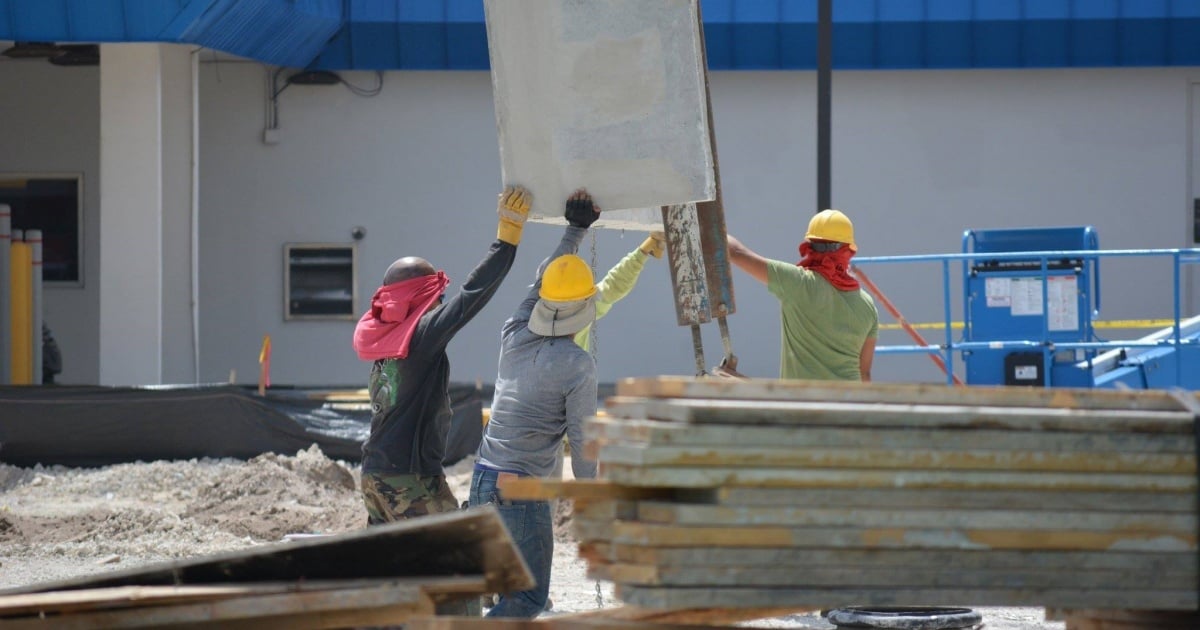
[497,186,532,245]
[564,189,600,229]
[639,231,666,259]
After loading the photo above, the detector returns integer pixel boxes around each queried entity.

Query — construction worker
[573,231,665,352]
[353,186,531,523]
[470,189,601,618]
[727,209,878,381]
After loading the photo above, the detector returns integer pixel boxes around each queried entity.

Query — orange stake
[852,266,964,386]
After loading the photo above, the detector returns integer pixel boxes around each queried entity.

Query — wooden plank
[632,502,1197,533]
[598,563,1190,589]
[596,464,1197,492]
[614,376,1194,413]
[1059,609,1200,630]
[496,478,675,502]
[589,545,1197,574]
[613,584,1198,612]
[585,417,1197,454]
[604,398,1193,434]
[582,520,1196,552]
[0,582,433,630]
[0,585,285,617]
[713,487,1197,513]
[596,443,1194,474]
[0,507,532,597]
[407,607,812,629]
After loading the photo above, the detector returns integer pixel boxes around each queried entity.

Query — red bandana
[352,271,450,361]
[797,242,860,291]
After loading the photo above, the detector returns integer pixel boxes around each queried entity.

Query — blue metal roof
[2,0,1198,71]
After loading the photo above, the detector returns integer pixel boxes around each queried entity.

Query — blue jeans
[470,468,553,619]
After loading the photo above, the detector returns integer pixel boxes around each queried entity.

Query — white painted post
[0,205,10,384]
[27,229,42,384]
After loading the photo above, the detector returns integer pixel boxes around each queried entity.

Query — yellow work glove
[639,231,666,259]
[496,186,531,245]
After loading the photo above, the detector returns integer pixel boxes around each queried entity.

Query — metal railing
[852,247,1200,387]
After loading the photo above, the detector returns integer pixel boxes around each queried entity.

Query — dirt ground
[0,447,1062,629]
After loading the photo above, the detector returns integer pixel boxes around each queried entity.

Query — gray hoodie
[476,227,598,479]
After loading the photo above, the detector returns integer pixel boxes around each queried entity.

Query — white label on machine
[1010,278,1043,316]
[1047,276,1080,331]
[985,277,1011,307]
[1014,365,1039,381]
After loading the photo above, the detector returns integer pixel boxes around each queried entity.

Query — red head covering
[797,241,860,291]
[352,271,450,361]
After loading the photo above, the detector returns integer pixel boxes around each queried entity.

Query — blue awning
[2,0,1198,71]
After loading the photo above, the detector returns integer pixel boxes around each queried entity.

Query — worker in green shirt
[573,231,665,352]
[727,210,878,381]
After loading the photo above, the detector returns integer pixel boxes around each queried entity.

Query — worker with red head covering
[727,209,878,381]
[353,186,531,523]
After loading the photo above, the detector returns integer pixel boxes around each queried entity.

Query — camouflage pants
[361,473,460,524]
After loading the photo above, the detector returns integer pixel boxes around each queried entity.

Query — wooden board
[595,443,1194,474]
[0,578,487,620]
[497,478,676,502]
[613,584,1198,611]
[604,398,1193,434]
[584,545,1196,574]
[574,520,1196,552]
[406,607,811,629]
[597,563,1189,589]
[712,487,1196,513]
[585,417,1197,454]
[595,464,1197,492]
[0,582,433,630]
[0,508,531,597]
[614,376,1196,413]
[628,502,1196,533]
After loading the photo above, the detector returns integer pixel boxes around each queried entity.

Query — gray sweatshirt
[476,227,598,480]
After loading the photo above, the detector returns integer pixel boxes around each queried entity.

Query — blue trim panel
[1,0,1198,71]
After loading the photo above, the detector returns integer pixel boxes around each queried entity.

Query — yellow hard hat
[805,209,856,252]
[539,254,597,302]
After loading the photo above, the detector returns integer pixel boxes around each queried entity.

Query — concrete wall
[197,64,1200,386]
[0,60,100,384]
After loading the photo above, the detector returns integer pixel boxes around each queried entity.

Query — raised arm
[511,189,602,326]
[421,187,530,349]
[726,234,770,285]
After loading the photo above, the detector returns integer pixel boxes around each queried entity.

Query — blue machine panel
[962,227,1099,387]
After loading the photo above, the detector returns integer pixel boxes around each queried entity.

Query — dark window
[0,175,83,284]
[285,244,357,320]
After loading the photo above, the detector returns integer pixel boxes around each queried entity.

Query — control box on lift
[962,227,1099,387]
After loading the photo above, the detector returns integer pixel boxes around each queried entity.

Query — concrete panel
[483,0,714,229]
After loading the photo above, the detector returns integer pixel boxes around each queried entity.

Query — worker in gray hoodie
[470,188,601,618]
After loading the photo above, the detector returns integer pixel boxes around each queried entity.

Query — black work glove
[564,196,598,229]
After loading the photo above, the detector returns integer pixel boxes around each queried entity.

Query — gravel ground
[0,447,1063,629]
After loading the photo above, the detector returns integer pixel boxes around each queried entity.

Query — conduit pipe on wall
[28,229,42,383]
[0,206,10,384]
[191,47,201,383]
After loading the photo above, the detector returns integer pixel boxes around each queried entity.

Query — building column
[98,44,164,386]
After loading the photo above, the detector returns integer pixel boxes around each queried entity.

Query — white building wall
[197,64,1200,386]
[0,60,100,385]
[3,59,1197,386]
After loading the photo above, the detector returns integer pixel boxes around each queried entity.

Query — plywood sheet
[484,0,714,230]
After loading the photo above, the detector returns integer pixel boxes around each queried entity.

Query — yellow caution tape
[879,319,1180,332]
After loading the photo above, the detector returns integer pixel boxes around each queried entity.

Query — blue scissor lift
[854,226,1200,390]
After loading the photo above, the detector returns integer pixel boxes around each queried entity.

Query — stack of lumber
[536,377,1200,611]
[0,507,531,629]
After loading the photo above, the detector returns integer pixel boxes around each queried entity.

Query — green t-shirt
[766,259,878,381]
